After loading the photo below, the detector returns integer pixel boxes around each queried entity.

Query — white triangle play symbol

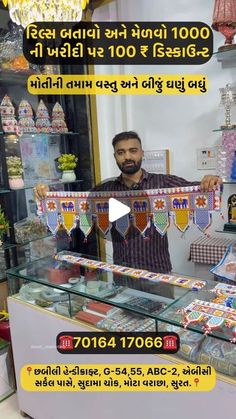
[108,198,130,222]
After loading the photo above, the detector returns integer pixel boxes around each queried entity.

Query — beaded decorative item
[210,283,236,308]
[0,94,18,133]
[35,99,52,133]
[181,298,236,342]
[37,185,221,238]
[51,102,68,133]
[18,99,37,133]
[55,250,207,291]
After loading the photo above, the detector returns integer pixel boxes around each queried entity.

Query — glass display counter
[6,251,236,381]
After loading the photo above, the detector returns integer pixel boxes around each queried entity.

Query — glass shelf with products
[2,233,54,250]
[0,132,81,137]
[8,179,83,191]
[0,70,34,86]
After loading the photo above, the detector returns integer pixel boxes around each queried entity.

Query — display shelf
[0,188,10,194]
[213,128,236,132]
[214,47,236,68]
[0,131,81,136]
[1,241,18,250]
[9,179,83,191]
[0,70,33,86]
[0,273,6,282]
[223,181,236,184]
[215,229,236,234]
[2,233,53,250]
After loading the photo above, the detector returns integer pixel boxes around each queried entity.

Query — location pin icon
[194,378,199,387]
[27,366,32,376]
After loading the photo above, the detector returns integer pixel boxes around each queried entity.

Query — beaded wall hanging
[55,250,207,291]
[37,185,221,238]
[180,299,236,342]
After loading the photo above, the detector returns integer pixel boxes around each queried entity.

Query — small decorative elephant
[172,197,188,209]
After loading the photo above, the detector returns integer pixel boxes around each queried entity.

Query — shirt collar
[115,169,150,185]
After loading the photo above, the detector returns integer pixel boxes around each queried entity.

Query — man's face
[114,138,144,174]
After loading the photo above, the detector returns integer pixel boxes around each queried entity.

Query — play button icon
[108,198,130,222]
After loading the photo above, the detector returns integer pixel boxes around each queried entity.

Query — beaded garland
[37,185,221,237]
[55,250,207,291]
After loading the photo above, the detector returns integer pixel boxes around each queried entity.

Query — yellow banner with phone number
[21,364,215,392]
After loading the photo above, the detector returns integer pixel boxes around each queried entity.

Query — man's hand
[33,183,49,200]
[200,175,222,193]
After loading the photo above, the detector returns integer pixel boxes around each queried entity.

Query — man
[35,131,221,274]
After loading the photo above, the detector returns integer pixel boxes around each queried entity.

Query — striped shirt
[93,170,200,273]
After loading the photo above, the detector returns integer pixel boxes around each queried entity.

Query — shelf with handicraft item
[8,179,83,192]
[0,132,81,137]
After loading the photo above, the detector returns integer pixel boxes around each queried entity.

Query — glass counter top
[6,254,221,322]
[6,254,196,320]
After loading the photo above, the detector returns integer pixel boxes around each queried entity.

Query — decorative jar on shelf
[8,176,24,190]
[58,154,78,182]
[61,170,76,182]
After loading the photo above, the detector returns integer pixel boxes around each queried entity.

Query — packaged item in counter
[19,283,49,302]
[210,244,236,283]
[197,337,236,378]
[123,296,166,313]
[54,299,84,317]
[86,301,118,316]
[40,288,69,303]
[178,330,205,363]
[75,310,104,326]
[158,310,205,362]
[14,217,48,244]
[48,261,80,285]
